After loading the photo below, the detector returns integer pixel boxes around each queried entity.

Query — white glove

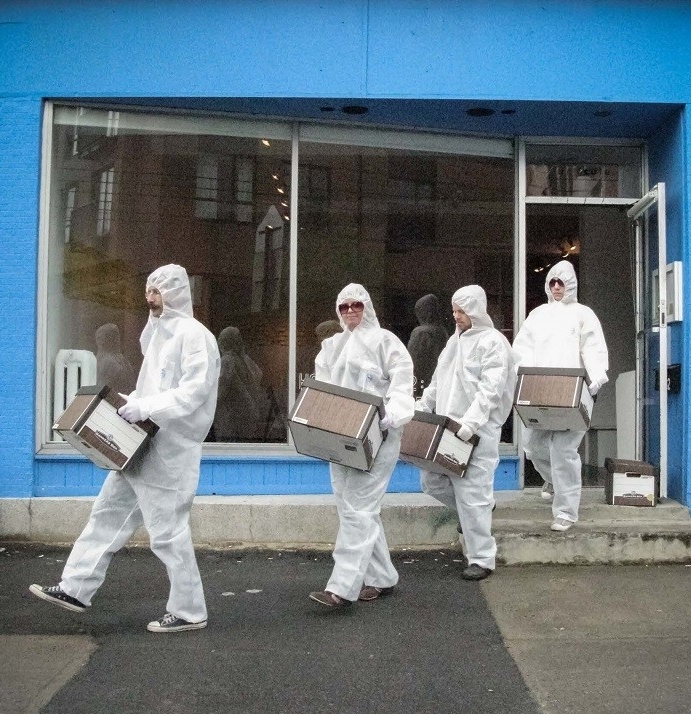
[414,398,431,413]
[118,396,145,424]
[588,379,603,396]
[380,414,392,431]
[456,424,473,441]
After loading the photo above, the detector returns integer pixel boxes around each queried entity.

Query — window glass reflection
[526,144,642,198]
[47,107,290,444]
[295,142,515,441]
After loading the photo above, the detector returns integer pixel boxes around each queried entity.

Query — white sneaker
[541,482,554,501]
[551,517,574,532]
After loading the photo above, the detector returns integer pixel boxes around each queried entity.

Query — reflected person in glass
[407,293,449,398]
[213,326,265,442]
[95,323,136,396]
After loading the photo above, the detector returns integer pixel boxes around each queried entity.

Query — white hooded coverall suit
[513,260,609,523]
[418,286,517,571]
[60,265,220,623]
[315,284,415,602]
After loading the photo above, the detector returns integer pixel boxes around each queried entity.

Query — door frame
[517,137,649,489]
[627,183,668,497]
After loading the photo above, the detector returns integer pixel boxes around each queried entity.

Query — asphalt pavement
[1,543,691,714]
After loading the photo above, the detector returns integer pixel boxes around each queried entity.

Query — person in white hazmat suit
[513,260,608,532]
[30,264,221,633]
[417,285,517,581]
[309,284,415,609]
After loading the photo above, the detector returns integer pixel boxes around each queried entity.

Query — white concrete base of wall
[2,490,691,565]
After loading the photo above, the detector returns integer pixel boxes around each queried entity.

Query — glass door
[627,184,668,497]
[524,203,635,486]
[520,140,644,488]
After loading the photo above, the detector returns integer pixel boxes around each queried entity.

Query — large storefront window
[41,106,515,448]
[44,107,292,445]
[294,128,515,440]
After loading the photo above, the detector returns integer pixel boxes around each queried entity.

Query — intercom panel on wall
[652,261,683,325]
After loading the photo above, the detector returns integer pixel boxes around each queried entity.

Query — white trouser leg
[523,429,553,484]
[422,427,498,571]
[362,512,397,589]
[133,478,207,623]
[420,470,457,511]
[549,430,585,522]
[326,430,400,602]
[60,472,144,606]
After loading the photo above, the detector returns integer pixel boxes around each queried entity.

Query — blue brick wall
[1,0,690,500]
[34,456,520,496]
[0,97,41,497]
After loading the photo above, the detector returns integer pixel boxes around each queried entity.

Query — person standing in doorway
[309,283,414,609]
[513,260,609,532]
[30,264,220,633]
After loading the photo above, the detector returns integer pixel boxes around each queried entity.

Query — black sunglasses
[549,278,565,288]
[338,301,365,314]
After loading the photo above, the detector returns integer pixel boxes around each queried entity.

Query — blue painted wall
[2,1,691,102]
[1,0,690,498]
[34,456,519,497]
[0,98,41,497]
[648,110,687,502]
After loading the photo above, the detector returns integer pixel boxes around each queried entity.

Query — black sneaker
[461,564,493,581]
[146,613,208,633]
[29,584,87,613]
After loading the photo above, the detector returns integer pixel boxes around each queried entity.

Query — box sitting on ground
[514,367,593,431]
[399,412,479,478]
[53,385,159,471]
[288,377,385,471]
[604,458,658,507]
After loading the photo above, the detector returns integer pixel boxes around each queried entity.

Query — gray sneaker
[147,613,207,633]
[551,517,574,532]
[541,482,554,501]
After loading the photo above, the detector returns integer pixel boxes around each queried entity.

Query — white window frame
[37,101,514,456]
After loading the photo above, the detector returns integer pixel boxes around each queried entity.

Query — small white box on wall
[652,261,683,325]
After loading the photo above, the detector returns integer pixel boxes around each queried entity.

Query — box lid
[517,367,588,380]
[604,457,656,476]
[296,377,384,414]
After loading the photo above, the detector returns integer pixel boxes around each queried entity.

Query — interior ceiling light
[466,107,495,117]
[342,105,368,115]
[261,139,271,146]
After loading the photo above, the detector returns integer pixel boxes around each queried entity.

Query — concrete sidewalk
[3,488,691,564]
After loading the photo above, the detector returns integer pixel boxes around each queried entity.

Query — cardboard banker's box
[288,377,385,471]
[604,458,657,507]
[400,412,478,478]
[514,367,593,431]
[53,385,159,471]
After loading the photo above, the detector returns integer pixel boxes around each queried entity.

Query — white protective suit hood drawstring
[544,260,578,304]
[140,264,194,354]
[452,285,494,334]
